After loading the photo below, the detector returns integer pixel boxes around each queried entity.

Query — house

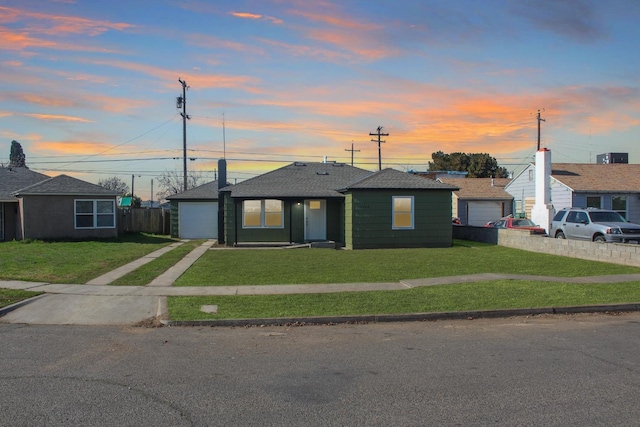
[505,161,640,226]
[220,162,458,249]
[1,168,120,241]
[1,167,50,241]
[438,177,513,226]
[166,180,224,239]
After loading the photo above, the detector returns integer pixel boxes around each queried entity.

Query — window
[586,196,601,209]
[75,199,115,229]
[392,196,414,229]
[243,199,283,228]
[612,196,627,219]
[0,203,4,240]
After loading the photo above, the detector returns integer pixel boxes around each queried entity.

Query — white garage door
[179,202,218,239]
[467,201,504,227]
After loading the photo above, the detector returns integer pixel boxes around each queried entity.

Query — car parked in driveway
[485,216,547,234]
[550,208,640,243]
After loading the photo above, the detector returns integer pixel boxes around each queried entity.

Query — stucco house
[505,162,640,224]
[220,162,458,249]
[438,177,513,226]
[1,167,119,241]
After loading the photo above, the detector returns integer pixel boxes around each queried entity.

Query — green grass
[174,240,640,286]
[0,288,42,309]
[110,240,206,286]
[168,280,640,321]
[0,233,177,284]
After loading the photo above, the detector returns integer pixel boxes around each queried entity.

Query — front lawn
[168,280,640,321]
[0,234,177,284]
[174,240,640,286]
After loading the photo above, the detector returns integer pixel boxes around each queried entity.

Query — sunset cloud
[24,113,93,123]
[230,11,283,25]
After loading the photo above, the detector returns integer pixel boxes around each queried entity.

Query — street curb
[0,294,47,318]
[165,303,640,327]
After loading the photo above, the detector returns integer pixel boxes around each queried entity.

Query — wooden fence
[117,208,170,235]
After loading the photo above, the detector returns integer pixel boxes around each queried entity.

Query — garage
[466,201,505,226]
[178,202,218,239]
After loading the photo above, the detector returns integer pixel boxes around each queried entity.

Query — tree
[9,140,27,168]
[429,151,509,178]
[155,169,204,201]
[97,176,130,195]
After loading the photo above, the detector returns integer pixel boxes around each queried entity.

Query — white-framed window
[612,195,627,219]
[392,196,414,229]
[586,196,601,209]
[242,199,283,228]
[75,199,116,229]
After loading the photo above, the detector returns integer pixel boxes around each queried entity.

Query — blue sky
[1,0,639,200]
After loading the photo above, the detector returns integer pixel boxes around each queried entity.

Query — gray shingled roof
[439,177,511,199]
[0,167,50,201]
[343,168,459,190]
[222,162,373,198]
[166,180,224,200]
[11,174,119,196]
[221,163,459,198]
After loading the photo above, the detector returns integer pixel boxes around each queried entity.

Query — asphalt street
[2,312,640,426]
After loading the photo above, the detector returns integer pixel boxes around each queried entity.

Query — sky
[1,0,640,201]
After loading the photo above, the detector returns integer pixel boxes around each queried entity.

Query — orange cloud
[0,6,134,36]
[0,111,12,118]
[230,11,283,24]
[31,139,115,156]
[0,28,121,53]
[231,12,262,20]
[24,113,93,123]
[86,59,262,93]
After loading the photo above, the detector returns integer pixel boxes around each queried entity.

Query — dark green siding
[169,200,179,238]
[223,197,345,246]
[345,190,453,249]
[326,199,344,245]
[223,193,235,245]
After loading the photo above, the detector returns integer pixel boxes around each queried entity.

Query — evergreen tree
[9,140,27,168]
[429,151,509,178]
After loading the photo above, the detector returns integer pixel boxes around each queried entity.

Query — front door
[304,199,326,241]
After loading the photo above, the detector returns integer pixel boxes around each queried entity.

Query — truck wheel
[593,235,606,243]
[555,231,565,239]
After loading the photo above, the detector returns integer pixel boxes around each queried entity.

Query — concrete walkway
[3,240,640,326]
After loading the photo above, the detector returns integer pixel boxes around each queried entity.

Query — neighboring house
[220,162,458,249]
[438,177,513,226]
[0,167,50,241]
[2,170,120,241]
[505,162,640,224]
[166,180,224,239]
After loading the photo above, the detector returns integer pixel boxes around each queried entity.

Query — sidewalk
[2,240,640,326]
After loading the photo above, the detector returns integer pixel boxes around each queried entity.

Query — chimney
[217,158,227,244]
[218,158,227,190]
[530,148,554,233]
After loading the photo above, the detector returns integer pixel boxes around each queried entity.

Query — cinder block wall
[453,226,640,267]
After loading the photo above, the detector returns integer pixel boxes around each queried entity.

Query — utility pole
[369,126,389,171]
[131,174,140,199]
[150,179,154,208]
[177,78,191,191]
[345,142,360,166]
[537,109,545,150]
